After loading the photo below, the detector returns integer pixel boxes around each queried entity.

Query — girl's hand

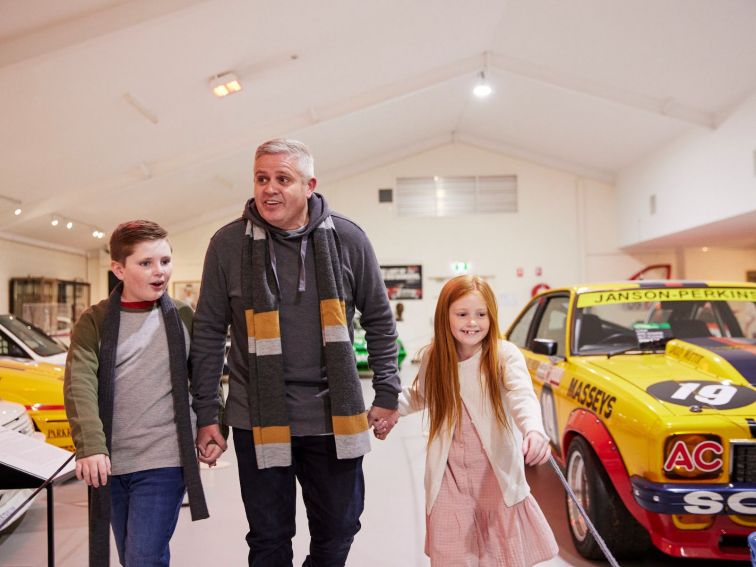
[522,431,550,466]
[76,454,112,487]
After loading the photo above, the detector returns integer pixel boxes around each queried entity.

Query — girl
[398,275,558,566]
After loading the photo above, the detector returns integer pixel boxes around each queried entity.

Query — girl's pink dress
[426,404,558,566]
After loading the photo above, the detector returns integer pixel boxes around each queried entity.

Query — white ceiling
[1,0,756,251]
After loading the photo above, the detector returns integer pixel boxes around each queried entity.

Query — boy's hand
[196,424,227,466]
[522,431,550,466]
[76,454,111,487]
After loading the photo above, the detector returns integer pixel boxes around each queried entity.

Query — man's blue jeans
[234,429,365,567]
[109,467,185,567]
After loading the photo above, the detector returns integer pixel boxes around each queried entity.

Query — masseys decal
[647,380,756,410]
[664,440,724,473]
[566,378,616,418]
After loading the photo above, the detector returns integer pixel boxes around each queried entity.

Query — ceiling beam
[490,52,716,129]
[0,0,211,69]
[456,132,615,183]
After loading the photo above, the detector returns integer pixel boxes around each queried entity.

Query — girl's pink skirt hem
[426,406,558,567]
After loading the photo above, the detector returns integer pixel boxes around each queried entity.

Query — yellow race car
[504,281,756,562]
[0,358,73,451]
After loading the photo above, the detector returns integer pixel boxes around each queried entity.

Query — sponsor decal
[539,384,560,452]
[632,476,756,515]
[664,440,723,473]
[577,287,756,308]
[682,490,756,515]
[533,361,564,386]
[46,424,71,440]
[647,380,756,410]
[566,378,616,418]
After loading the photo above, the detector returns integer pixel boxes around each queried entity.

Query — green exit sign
[451,262,470,275]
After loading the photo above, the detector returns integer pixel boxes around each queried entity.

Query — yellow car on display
[0,358,73,451]
[504,281,756,562]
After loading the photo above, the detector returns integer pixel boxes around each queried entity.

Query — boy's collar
[120,299,156,310]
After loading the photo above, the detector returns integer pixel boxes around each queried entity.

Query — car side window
[533,296,569,357]
[0,330,29,358]
[508,301,539,348]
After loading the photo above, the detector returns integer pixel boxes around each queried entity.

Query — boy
[64,220,212,567]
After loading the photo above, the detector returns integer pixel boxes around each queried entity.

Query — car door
[509,292,571,454]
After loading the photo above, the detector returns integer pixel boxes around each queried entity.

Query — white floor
[0,363,743,566]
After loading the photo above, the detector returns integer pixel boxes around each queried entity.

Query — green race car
[353,317,406,373]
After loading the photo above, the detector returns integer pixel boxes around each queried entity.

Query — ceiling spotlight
[473,71,493,98]
[14,208,21,216]
[51,215,60,227]
[66,220,74,229]
[210,72,243,98]
[92,229,105,239]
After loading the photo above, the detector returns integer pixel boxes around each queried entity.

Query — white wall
[0,237,88,313]
[616,95,756,247]
[321,143,668,355]
[683,247,756,281]
[171,142,746,359]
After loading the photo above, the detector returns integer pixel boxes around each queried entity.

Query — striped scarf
[242,217,370,468]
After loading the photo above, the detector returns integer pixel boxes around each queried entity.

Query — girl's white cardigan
[398,339,547,514]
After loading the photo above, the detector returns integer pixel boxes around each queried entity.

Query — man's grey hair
[255,138,315,181]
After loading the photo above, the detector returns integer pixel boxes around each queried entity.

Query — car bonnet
[584,338,756,418]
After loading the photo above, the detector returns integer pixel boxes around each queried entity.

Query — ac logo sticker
[664,440,723,473]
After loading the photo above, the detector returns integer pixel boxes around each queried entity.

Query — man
[191,138,401,566]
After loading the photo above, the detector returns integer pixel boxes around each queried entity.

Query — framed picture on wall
[172,280,201,310]
[380,265,422,300]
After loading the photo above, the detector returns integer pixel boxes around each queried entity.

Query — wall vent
[396,175,517,217]
[378,188,393,203]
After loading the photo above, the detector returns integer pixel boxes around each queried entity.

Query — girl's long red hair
[417,275,507,443]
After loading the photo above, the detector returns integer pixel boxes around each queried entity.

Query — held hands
[367,406,399,440]
[196,424,228,466]
[522,431,551,466]
[76,454,111,487]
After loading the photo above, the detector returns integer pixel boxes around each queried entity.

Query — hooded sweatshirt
[191,193,400,435]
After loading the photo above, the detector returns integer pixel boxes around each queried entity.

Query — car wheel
[565,436,651,560]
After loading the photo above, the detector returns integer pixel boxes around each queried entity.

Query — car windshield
[573,287,756,355]
[0,315,67,356]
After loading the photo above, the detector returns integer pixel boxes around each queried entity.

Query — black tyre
[565,436,651,560]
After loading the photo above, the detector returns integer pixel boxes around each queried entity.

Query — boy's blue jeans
[234,428,365,567]
[109,467,185,567]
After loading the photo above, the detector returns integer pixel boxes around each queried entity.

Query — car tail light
[672,514,714,530]
[663,434,723,480]
[25,404,66,411]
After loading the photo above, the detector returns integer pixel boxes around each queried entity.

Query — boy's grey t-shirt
[110,306,193,475]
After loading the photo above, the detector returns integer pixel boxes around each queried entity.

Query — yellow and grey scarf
[243,217,370,468]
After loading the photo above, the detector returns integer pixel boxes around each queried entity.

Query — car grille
[731,443,756,483]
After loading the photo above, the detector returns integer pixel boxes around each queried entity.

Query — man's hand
[367,406,399,440]
[76,454,111,487]
[196,424,228,466]
[522,431,551,466]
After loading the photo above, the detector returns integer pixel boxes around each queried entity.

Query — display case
[9,278,91,343]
